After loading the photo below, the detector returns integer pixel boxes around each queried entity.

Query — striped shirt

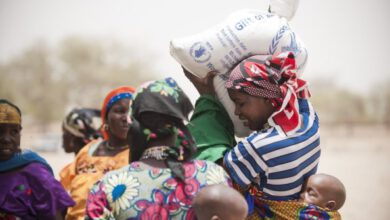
[224,99,320,201]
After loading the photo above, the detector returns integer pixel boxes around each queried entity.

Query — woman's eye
[11,129,19,135]
[113,107,125,113]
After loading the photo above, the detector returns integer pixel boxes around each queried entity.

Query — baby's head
[300,174,346,211]
[192,184,248,220]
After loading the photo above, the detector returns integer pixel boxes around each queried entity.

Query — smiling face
[106,98,131,140]
[0,123,21,161]
[228,89,275,131]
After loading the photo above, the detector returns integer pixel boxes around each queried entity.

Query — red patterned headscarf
[101,86,135,140]
[225,52,310,136]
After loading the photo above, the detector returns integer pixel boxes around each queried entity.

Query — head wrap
[0,99,21,125]
[225,52,310,136]
[130,77,195,181]
[101,86,135,139]
[63,108,102,143]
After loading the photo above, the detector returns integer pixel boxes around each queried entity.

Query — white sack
[269,0,300,21]
[170,9,307,137]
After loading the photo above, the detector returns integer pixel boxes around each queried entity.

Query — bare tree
[0,37,156,129]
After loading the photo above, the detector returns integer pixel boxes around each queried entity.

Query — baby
[300,173,346,211]
[193,184,248,220]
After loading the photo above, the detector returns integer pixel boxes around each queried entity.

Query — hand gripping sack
[170,9,308,137]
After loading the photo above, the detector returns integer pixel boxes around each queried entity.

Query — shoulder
[99,164,132,183]
[23,162,53,175]
[18,163,57,186]
[79,140,101,155]
[234,128,280,154]
[192,160,231,184]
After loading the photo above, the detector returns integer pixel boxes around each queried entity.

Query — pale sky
[1,0,389,97]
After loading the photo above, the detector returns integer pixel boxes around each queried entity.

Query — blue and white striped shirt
[224,99,320,201]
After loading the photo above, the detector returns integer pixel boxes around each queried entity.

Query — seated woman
[85,77,231,219]
[184,53,341,219]
[60,86,135,220]
[0,99,75,219]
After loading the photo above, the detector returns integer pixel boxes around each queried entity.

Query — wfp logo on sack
[189,42,212,63]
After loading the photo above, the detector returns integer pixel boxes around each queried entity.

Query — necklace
[105,141,128,151]
[140,146,170,160]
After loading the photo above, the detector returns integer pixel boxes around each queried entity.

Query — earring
[103,124,109,131]
[178,146,184,161]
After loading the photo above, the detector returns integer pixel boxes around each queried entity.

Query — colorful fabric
[0,99,21,125]
[189,95,236,162]
[101,86,135,139]
[246,195,341,220]
[63,108,102,142]
[0,149,53,174]
[132,77,193,123]
[225,52,311,136]
[224,99,320,200]
[60,139,129,220]
[85,160,231,220]
[130,77,195,181]
[0,162,75,219]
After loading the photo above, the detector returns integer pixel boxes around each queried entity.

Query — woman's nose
[126,115,132,124]
[0,132,12,144]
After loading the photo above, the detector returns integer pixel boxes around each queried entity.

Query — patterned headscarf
[131,77,195,181]
[0,99,21,125]
[63,108,102,143]
[101,86,135,140]
[225,52,310,136]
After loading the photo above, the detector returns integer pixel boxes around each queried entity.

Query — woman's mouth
[0,148,14,154]
[120,124,129,130]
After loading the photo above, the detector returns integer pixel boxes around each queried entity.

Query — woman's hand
[182,67,218,96]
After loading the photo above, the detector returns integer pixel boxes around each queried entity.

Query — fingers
[182,66,192,77]
[205,70,218,85]
[182,66,196,79]
[182,66,219,86]
[182,66,203,84]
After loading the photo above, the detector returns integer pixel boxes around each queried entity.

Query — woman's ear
[325,200,336,210]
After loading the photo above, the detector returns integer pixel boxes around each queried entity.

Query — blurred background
[1,0,389,219]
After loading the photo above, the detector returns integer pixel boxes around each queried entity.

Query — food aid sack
[269,0,300,21]
[170,9,307,137]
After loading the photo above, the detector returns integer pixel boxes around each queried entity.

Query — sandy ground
[32,125,390,220]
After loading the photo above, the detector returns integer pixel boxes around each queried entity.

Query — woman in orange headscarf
[60,86,135,220]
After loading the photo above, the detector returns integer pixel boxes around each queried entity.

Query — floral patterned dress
[60,140,129,220]
[85,160,231,220]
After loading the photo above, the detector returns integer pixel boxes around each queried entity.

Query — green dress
[188,95,236,163]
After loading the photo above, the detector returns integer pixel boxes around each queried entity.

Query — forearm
[189,95,236,162]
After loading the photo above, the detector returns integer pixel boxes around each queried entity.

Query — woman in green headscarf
[85,77,232,220]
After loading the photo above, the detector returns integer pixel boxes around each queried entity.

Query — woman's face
[106,98,131,140]
[62,125,85,154]
[228,89,275,131]
[0,123,21,161]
